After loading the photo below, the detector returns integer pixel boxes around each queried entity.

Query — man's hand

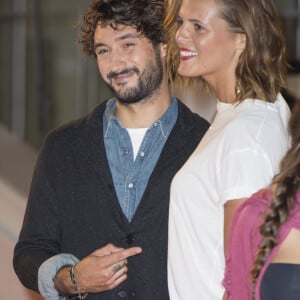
[54,243,142,295]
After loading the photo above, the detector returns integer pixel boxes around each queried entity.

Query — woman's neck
[204,72,237,104]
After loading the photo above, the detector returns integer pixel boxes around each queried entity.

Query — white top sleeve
[219,148,273,203]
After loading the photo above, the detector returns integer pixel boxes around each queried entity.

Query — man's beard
[105,47,164,104]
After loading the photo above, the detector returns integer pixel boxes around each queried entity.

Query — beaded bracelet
[69,264,88,300]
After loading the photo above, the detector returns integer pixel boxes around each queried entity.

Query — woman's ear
[160,43,168,57]
[236,33,246,51]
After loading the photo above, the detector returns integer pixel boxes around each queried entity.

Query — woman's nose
[175,24,189,44]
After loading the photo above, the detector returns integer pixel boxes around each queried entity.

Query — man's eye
[96,48,108,55]
[124,43,135,49]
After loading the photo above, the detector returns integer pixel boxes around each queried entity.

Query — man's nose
[109,50,127,73]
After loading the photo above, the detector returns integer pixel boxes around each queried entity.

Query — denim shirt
[38,97,178,299]
[103,97,178,221]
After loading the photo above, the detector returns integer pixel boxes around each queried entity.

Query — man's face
[94,25,164,104]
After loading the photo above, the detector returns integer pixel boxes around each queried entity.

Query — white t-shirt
[168,94,290,300]
[127,128,148,160]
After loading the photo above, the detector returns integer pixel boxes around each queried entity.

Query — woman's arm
[224,198,246,255]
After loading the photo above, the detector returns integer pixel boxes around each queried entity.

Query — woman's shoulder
[230,94,289,123]
[242,188,271,209]
[221,98,289,153]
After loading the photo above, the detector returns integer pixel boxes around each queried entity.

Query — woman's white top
[168,94,290,300]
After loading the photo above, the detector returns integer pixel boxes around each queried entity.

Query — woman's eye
[176,18,183,26]
[194,23,205,31]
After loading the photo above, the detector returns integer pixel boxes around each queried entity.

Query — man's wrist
[54,265,74,297]
[69,264,88,299]
[54,264,88,300]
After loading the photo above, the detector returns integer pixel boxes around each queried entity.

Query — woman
[224,102,300,299]
[166,0,291,299]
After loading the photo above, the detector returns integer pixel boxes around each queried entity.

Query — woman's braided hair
[251,101,300,298]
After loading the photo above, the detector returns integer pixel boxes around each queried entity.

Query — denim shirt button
[139,151,145,157]
[128,183,134,188]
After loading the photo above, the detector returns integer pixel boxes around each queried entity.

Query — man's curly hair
[79,0,168,58]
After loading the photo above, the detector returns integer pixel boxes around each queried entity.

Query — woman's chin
[178,65,200,78]
[178,70,200,78]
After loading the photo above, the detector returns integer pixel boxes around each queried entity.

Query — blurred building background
[0,0,299,299]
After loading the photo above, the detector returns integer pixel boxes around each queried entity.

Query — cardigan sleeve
[13,131,63,292]
[38,254,79,299]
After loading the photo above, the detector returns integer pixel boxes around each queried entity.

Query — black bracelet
[69,264,88,300]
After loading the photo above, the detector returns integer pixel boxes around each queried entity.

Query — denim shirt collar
[103,97,178,138]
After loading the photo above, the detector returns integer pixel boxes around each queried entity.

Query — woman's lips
[179,48,199,61]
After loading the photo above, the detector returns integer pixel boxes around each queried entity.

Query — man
[13,0,209,299]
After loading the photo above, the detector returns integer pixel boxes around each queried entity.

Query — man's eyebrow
[94,33,140,50]
[94,42,106,50]
[116,33,140,41]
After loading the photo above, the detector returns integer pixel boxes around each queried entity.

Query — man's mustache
[107,67,140,80]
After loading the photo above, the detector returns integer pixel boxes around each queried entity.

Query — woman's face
[175,0,245,84]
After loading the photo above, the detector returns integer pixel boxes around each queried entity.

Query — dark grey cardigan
[13,100,209,300]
